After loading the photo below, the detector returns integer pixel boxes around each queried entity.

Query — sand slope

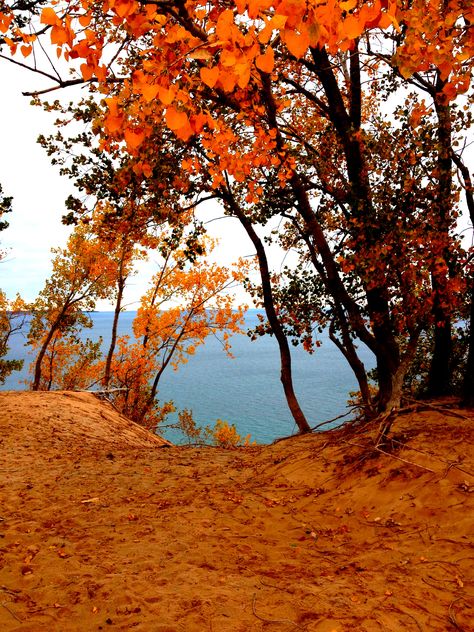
[0,391,473,631]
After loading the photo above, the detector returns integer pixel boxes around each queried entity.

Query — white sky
[1,62,73,301]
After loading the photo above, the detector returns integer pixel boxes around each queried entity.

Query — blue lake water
[3,310,375,443]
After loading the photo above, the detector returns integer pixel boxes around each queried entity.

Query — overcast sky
[1,62,73,301]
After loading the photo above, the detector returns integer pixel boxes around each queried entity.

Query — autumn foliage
[0,0,473,438]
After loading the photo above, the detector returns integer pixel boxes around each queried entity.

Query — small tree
[28,225,118,390]
[0,291,27,385]
[0,188,27,384]
[105,239,246,432]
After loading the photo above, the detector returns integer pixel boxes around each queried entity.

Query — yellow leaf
[256,46,274,73]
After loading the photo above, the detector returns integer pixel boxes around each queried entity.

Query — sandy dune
[0,391,473,631]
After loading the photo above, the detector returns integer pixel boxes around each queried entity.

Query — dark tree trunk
[451,151,474,407]
[427,92,454,396]
[308,46,404,412]
[103,275,125,389]
[427,317,452,396]
[463,278,474,407]
[328,317,373,415]
[32,310,68,391]
[225,191,311,434]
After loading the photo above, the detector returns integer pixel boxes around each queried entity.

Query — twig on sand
[386,606,423,632]
[1,602,23,623]
[448,597,466,632]
[251,593,306,630]
[310,410,356,432]
[374,446,436,473]
[403,397,470,421]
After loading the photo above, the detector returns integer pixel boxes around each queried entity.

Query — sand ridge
[0,391,473,631]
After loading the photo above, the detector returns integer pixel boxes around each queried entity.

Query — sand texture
[0,390,473,631]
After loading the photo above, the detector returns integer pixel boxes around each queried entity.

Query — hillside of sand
[0,390,473,631]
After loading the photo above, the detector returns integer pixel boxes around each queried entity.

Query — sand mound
[0,391,170,450]
[0,392,473,631]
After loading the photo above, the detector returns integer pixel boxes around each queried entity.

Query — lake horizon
[3,309,375,443]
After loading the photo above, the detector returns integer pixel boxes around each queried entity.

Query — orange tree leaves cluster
[106,241,246,431]
[27,225,120,391]
[3,1,474,426]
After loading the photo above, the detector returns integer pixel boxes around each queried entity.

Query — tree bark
[307,46,403,412]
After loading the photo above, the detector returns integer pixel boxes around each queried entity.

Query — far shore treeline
[1,0,473,447]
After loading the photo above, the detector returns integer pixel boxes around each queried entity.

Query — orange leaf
[256,46,274,73]
[20,45,32,58]
[50,25,69,46]
[124,128,145,149]
[79,14,92,27]
[0,15,13,34]
[175,121,194,141]
[41,7,60,26]
[166,107,190,131]
[216,9,234,41]
[80,63,94,81]
[342,15,364,39]
[141,84,160,102]
[157,86,176,105]
[284,28,310,59]
[200,66,220,88]
[96,64,107,82]
[235,61,251,89]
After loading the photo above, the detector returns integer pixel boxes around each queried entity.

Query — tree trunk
[427,91,453,396]
[328,315,373,415]
[451,152,474,407]
[427,317,452,396]
[32,315,65,390]
[462,277,474,407]
[225,192,311,434]
[103,275,125,389]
